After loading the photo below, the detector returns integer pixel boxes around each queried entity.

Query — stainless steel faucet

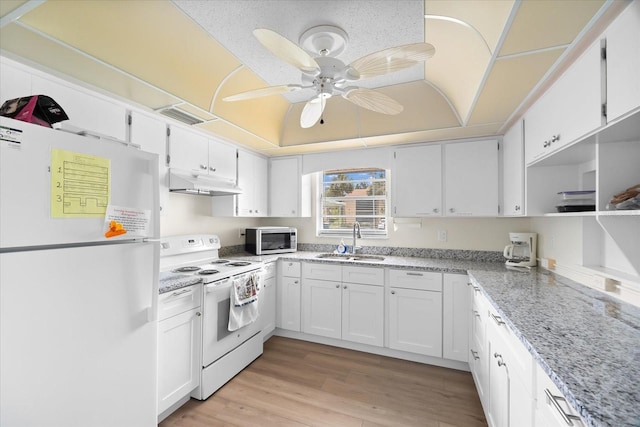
[351,221,362,254]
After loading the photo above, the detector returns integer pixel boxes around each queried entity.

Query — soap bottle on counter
[337,239,347,254]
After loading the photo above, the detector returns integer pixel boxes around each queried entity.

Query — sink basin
[316,253,385,262]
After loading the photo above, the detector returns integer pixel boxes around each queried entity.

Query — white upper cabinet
[168,126,209,174]
[207,138,237,184]
[31,75,127,141]
[444,139,499,216]
[525,40,603,165]
[212,149,267,217]
[392,144,442,217]
[605,0,640,122]
[168,126,236,184]
[502,121,524,216]
[129,111,168,215]
[269,156,311,217]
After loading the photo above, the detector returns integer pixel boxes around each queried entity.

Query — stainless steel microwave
[245,227,297,255]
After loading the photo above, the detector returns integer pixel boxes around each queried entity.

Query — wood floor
[159,336,487,427]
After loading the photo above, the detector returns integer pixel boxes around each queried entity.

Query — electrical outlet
[437,230,447,242]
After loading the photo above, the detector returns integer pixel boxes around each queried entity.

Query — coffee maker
[504,232,537,269]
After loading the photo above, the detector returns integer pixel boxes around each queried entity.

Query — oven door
[202,272,262,368]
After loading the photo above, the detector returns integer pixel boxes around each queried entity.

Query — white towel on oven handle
[228,271,260,332]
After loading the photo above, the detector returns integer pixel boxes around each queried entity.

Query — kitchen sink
[316,253,385,262]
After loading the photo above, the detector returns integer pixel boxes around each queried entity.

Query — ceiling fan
[222,25,436,128]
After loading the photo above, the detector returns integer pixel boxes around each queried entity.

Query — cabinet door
[388,288,442,357]
[502,121,525,216]
[487,330,510,427]
[130,111,169,216]
[392,145,442,216]
[445,139,499,216]
[260,275,276,339]
[254,154,268,216]
[0,60,31,102]
[525,41,603,164]
[235,150,255,216]
[31,75,127,141]
[605,0,640,122]
[157,307,202,415]
[442,274,470,362]
[301,278,342,339]
[276,276,301,332]
[269,156,300,217]
[208,138,237,183]
[169,126,208,174]
[342,283,384,346]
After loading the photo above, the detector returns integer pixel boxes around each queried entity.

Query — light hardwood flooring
[159,336,487,427]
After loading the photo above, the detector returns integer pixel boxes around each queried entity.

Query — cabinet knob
[543,140,550,148]
[552,134,560,143]
[294,280,299,284]
[449,208,455,213]
[515,205,521,211]
[200,164,207,170]
[209,166,216,172]
[196,312,201,317]
[433,208,439,213]
[343,285,347,289]
[391,290,396,295]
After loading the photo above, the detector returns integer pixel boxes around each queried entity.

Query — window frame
[315,168,390,239]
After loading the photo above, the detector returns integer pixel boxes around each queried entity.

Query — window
[318,168,388,237]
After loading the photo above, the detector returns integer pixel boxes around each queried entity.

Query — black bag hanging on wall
[0,95,69,128]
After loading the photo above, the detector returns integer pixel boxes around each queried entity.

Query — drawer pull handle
[474,310,481,318]
[406,272,423,276]
[470,349,479,360]
[490,312,505,326]
[494,352,506,367]
[544,389,581,426]
[170,288,192,297]
[473,286,480,293]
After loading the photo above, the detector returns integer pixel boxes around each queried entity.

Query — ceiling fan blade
[223,84,301,102]
[342,88,403,115]
[348,43,435,79]
[300,96,326,128]
[254,28,320,74]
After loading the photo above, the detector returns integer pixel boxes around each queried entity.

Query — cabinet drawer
[342,265,384,286]
[280,260,301,277]
[389,269,442,291]
[263,262,276,279]
[302,262,342,282]
[158,284,202,321]
[486,304,533,391]
[535,363,586,426]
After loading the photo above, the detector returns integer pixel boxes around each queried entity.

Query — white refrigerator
[0,117,160,426]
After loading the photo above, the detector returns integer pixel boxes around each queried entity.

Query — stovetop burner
[210,259,229,264]
[226,261,252,267]
[174,266,201,273]
[198,269,219,275]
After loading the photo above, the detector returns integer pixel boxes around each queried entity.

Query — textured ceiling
[0,0,621,156]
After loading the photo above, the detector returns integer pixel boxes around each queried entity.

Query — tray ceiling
[0,0,620,156]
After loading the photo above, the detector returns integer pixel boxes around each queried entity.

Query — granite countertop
[162,248,640,426]
[468,269,640,427]
[159,271,202,294]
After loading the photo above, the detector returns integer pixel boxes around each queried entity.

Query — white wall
[161,193,261,244]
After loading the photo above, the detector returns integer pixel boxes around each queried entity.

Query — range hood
[168,168,242,196]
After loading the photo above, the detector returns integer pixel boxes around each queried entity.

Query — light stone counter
[468,269,640,427]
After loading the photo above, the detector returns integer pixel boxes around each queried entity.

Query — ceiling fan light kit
[224,25,435,129]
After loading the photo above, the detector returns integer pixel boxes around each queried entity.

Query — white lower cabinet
[470,283,534,427]
[157,284,202,417]
[534,364,587,427]
[388,269,442,357]
[259,262,276,339]
[301,263,384,346]
[442,273,470,362]
[276,261,301,332]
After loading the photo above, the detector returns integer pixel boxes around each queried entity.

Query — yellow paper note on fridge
[50,148,110,218]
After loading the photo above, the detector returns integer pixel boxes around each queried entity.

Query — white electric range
[159,234,264,400]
